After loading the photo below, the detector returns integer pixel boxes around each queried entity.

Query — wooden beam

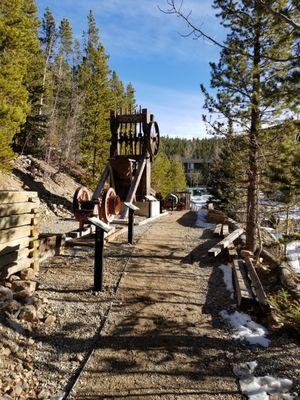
[92,165,110,200]
[0,202,38,217]
[121,157,146,218]
[244,257,268,306]
[0,226,36,245]
[0,191,38,204]
[208,228,244,257]
[0,247,31,268]
[222,224,229,237]
[0,214,35,230]
[0,237,31,256]
[214,224,222,237]
[233,259,254,309]
[5,258,35,277]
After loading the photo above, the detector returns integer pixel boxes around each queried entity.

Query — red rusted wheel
[99,188,121,223]
[73,186,94,222]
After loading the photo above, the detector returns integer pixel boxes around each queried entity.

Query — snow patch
[264,227,283,241]
[194,209,215,229]
[219,264,234,299]
[220,310,270,347]
[286,241,300,274]
[233,361,296,400]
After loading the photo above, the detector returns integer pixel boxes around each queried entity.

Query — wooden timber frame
[0,191,39,278]
[92,107,160,218]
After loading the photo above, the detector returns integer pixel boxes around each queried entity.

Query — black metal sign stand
[94,227,104,291]
[124,202,139,245]
[88,217,112,292]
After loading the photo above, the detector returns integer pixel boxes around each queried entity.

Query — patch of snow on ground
[219,264,234,299]
[220,310,270,347]
[286,241,300,274]
[264,227,283,241]
[195,209,215,229]
[233,361,296,400]
[190,194,212,211]
[279,210,300,220]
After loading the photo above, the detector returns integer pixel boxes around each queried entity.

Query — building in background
[180,158,212,187]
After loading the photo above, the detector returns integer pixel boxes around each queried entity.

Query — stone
[13,289,31,301]
[8,275,21,283]
[18,305,37,323]
[1,347,11,357]
[12,280,36,294]
[20,268,35,280]
[38,389,51,399]
[76,354,84,362]
[1,395,14,400]
[0,286,13,302]
[25,295,41,306]
[44,315,56,326]
[2,299,22,314]
[14,385,23,396]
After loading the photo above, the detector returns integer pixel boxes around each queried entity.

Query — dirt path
[69,211,240,399]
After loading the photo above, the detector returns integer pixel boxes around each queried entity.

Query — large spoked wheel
[73,186,94,222]
[146,121,160,158]
[99,187,121,223]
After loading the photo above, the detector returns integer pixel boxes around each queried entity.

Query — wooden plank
[0,226,35,244]
[121,157,146,218]
[244,257,268,306]
[214,224,222,237]
[208,244,223,257]
[5,258,35,277]
[0,202,38,217]
[220,228,244,248]
[208,228,244,257]
[0,214,35,230]
[0,191,38,204]
[233,260,254,308]
[92,165,110,200]
[222,224,229,237]
[0,237,31,257]
[0,247,31,268]
[228,245,238,261]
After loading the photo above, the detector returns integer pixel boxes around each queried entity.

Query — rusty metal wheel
[99,187,121,223]
[73,186,95,222]
[146,121,160,158]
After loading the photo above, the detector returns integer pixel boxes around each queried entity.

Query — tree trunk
[246,15,261,252]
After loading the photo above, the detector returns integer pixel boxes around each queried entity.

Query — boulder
[20,268,35,280]
[12,280,36,294]
[13,289,31,301]
[18,305,37,323]
[0,286,13,302]
[1,299,22,314]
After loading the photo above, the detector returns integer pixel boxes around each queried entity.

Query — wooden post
[94,227,104,291]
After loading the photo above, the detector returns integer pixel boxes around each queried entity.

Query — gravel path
[69,211,240,399]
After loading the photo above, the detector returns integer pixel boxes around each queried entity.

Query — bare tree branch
[158,0,227,49]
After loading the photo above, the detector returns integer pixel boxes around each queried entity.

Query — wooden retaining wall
[0,191,39,278]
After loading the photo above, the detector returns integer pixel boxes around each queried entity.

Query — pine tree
[111,71,126,112]
[201,0,297,251]
[169,157,186,192]
[125,83,136,111]
[79,11,113,186]
[0,0,40,169]
[152,148,172,196]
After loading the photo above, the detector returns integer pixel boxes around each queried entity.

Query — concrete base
[133,201,161,218]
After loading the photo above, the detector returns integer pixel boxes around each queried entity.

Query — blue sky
[35,0,225,139]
